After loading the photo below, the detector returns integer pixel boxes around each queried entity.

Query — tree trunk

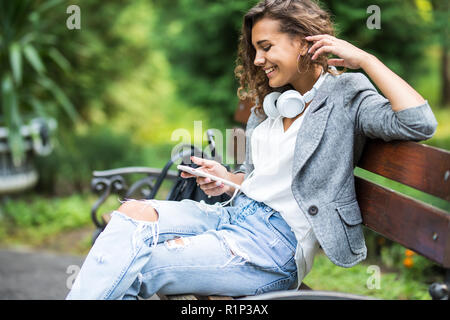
[431,0,450,107]
[441,44,450,107]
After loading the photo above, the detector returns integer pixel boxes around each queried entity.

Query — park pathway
[0,248,160,300]
[0,247,84,299]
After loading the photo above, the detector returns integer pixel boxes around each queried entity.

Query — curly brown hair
[235,0,341,116]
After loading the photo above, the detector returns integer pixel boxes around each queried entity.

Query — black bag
[164,131,232,205]
[166,160,232,205]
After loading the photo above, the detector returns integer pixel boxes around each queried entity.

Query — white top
[240,103,320,288]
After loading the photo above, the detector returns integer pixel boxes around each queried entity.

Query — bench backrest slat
[358,139,450,201]
[234,99,253,125]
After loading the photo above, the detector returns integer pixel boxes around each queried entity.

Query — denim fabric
[66,193,298,300]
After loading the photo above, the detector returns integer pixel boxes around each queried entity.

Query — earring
[297,52,310,74]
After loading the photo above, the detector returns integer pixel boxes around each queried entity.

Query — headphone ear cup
[263,92,282,119]
[277,90,305,118]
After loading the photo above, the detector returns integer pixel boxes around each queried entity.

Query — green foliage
[379,243,441,283]
[152,0,258,120]
[410,45,442,107]
[57,0,160,122]
[47,0,216,147]
[0,193,93,247]
[35,125,150,195]
[1,195,87,229]
[321,0,430,80]
[0,0,77,165]
[429,0,449,52]
[152,0,436,121]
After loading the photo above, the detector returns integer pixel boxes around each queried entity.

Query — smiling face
[251,17,308,89]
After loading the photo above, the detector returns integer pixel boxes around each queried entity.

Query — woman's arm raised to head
[306,34,426,112]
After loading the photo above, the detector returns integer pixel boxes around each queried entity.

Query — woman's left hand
[306,35,370,70]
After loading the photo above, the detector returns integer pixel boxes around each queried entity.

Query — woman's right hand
[180,156,232,197]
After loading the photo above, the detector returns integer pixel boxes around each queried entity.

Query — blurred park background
[0,0,449,300]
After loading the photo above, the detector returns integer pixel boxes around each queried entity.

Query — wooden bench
[91,99,450,300]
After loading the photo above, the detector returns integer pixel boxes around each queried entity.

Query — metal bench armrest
[90,166,178,229]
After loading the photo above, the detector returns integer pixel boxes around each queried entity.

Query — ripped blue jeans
[66,193,298,300]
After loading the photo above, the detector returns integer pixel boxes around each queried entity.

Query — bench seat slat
[356,177,450,267]
[159,294,199,300]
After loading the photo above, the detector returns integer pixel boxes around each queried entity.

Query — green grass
[303,253,431,300]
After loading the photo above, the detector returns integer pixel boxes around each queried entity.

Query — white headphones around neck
[263,71,328,119]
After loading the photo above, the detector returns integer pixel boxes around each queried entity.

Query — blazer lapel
[292,75,336,179]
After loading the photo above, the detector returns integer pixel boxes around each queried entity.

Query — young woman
[67,0,437,299]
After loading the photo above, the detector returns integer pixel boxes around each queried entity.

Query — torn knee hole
[117,200,159,222]
[223,237,250,262]
[165,237,190,249]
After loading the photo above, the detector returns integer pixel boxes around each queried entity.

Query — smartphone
[177,165,241,190]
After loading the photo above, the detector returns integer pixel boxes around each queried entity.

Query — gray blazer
[237,72,438,268]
